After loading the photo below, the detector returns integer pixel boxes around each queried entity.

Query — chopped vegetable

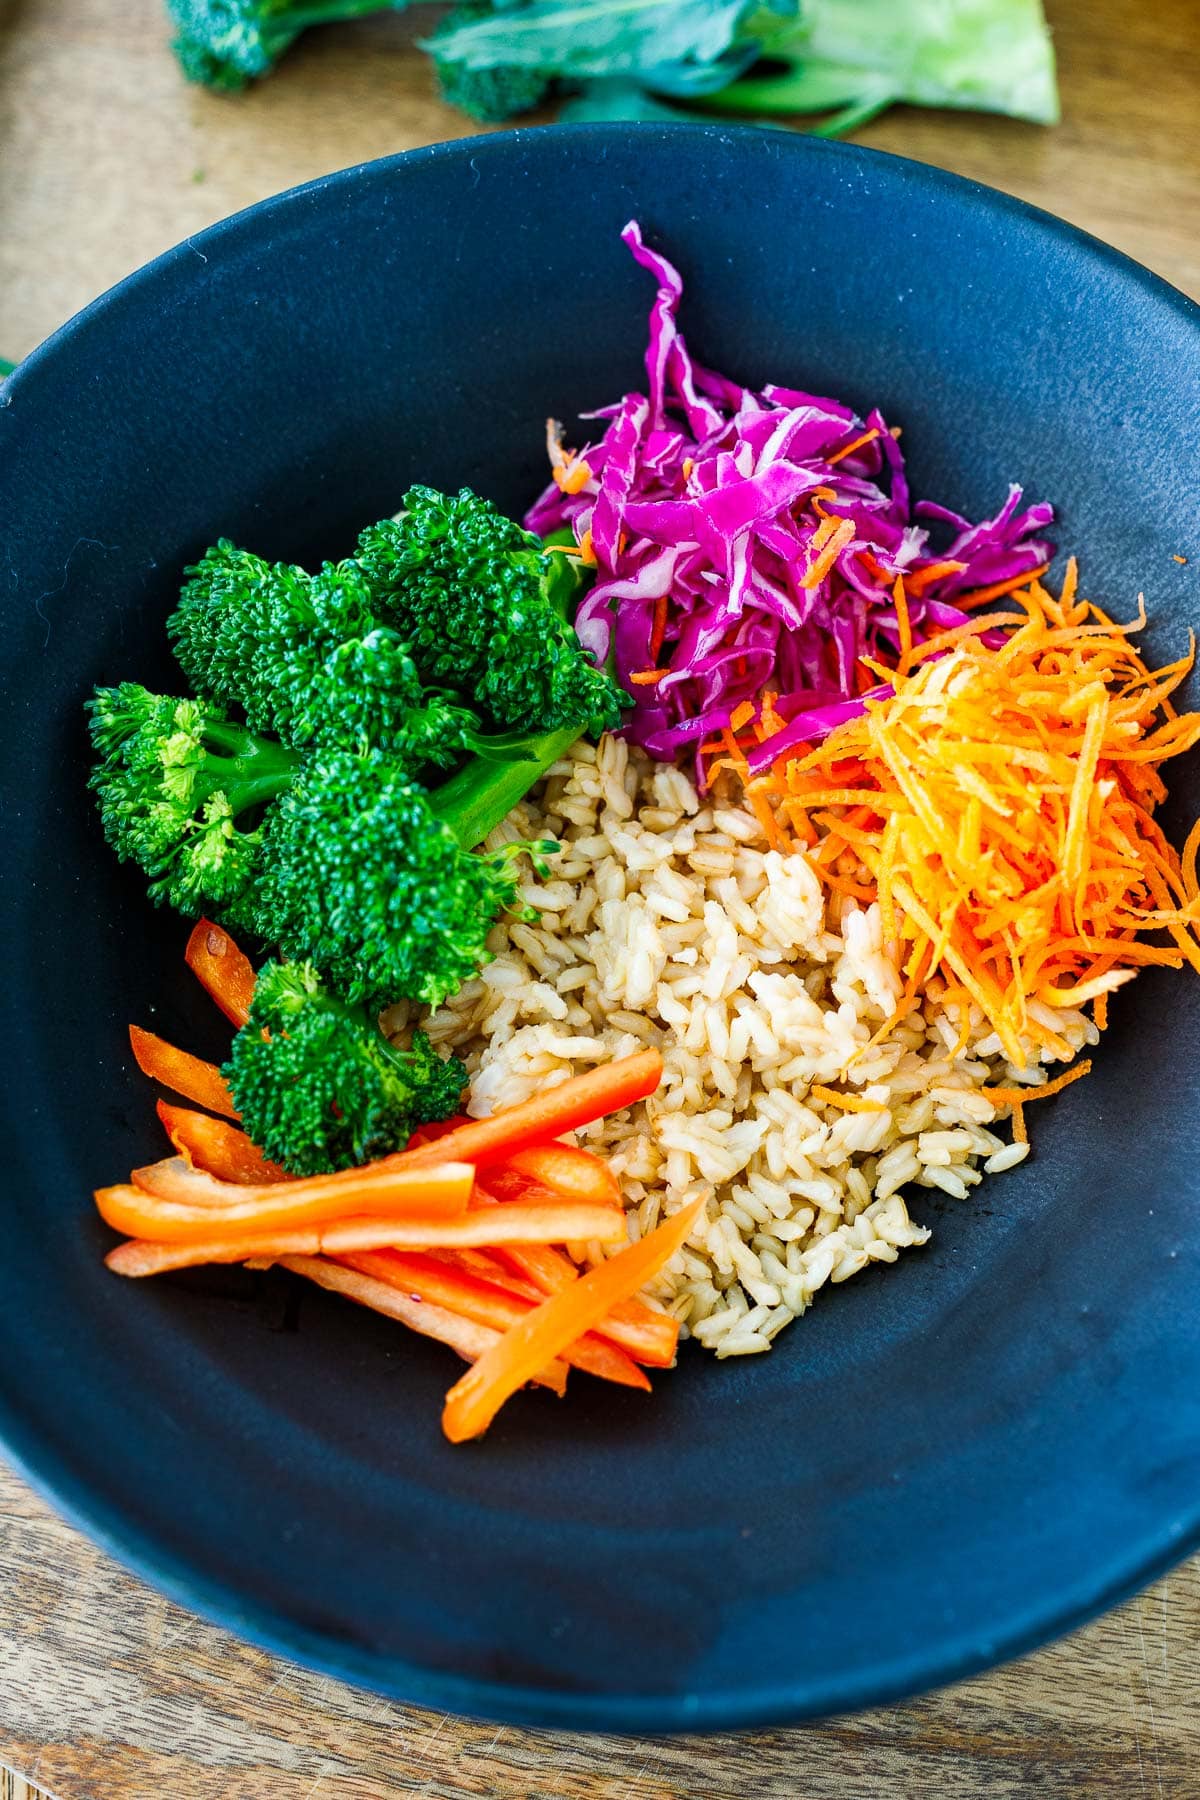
[527,224,1053,772]
[184,918,256,1026]
[475,1201,680,1366]
[97,1157,473,1241]
[338,1251,651,1388]
[742,569,1200,1066]
[224,961,466,1176]
[276,1255,569,1394]
[398,1050,664,1170]
[157,1100,287,1184]
[504,1142,622,1207]
[442,1196,704,1441]
[128,1024,238,1117]
[104,1200,630,1277]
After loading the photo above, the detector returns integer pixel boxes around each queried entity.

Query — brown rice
[386,736,1098,1358]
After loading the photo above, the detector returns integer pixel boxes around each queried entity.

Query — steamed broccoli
[225,960,466,1175]
[430,4,552,121]
[356,487,624,737]
[87,683,299,915]
[170,544,496,769]
[251,740,565,1009]
[167,0,400,91]
[89,683,573,1007]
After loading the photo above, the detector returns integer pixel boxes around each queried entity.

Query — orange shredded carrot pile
[738,565,1200,1068]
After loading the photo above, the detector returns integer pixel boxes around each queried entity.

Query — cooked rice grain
[404,738,1098,1358]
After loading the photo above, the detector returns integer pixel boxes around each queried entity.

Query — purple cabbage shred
[526,222,1054,773]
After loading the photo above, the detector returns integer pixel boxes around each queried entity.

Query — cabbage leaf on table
[431,0,1059,133]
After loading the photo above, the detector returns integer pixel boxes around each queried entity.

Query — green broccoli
[252,741,566,1009]
[430,4,552,121]
[356,486,624,737]
[167,0,400,90]
[90,490,619,1021]
[224,960,466,1175]
[170,544,497,770]
[87,683,299,915]
[88,682,576,1008]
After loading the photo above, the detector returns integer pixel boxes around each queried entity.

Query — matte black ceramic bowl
[1,125,1199,1733]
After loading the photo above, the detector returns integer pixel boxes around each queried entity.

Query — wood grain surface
[1,1,1199,1797]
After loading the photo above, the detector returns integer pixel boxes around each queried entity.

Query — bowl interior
[1,125,1199,1730]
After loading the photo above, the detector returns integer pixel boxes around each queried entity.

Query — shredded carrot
[802,517,855,590]
[979,1061,1093,1107]
[1174,555,1188,565]
[905,560,968,596]
[545,417,592,494]
[953,564,1052,610]
[649,592,669,664]
[827,426,880,466]
[629,669,666,686]
[730,573,1200,1071]
[892,575,912,665]
[808,1085,888,1114]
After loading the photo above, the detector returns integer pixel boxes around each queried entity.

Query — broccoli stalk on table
[225,960,467,1177]
[427,3,552,122]
[166,0,403,91]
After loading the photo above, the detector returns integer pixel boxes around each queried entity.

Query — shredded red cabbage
[526,222,1054,768]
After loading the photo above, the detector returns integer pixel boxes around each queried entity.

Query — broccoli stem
[198,719,301,813]
[429,725,580,849]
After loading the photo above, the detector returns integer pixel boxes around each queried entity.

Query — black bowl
[1,126,1199,1733]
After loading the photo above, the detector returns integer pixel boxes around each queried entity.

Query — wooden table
[1,1,1199,1794]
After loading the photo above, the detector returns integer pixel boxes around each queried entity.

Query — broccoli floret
[356,486,624,737]
[167,0,394,90]
[87,683,299,915]
[89,685,575,1007]
[225,960,465,1175]
[249,741,567,1010]
[91,490,618,1013]
[170,545,489,771]
[430,4,552,122]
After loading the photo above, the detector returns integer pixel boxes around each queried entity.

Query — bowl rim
[3,120,1199,1734]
